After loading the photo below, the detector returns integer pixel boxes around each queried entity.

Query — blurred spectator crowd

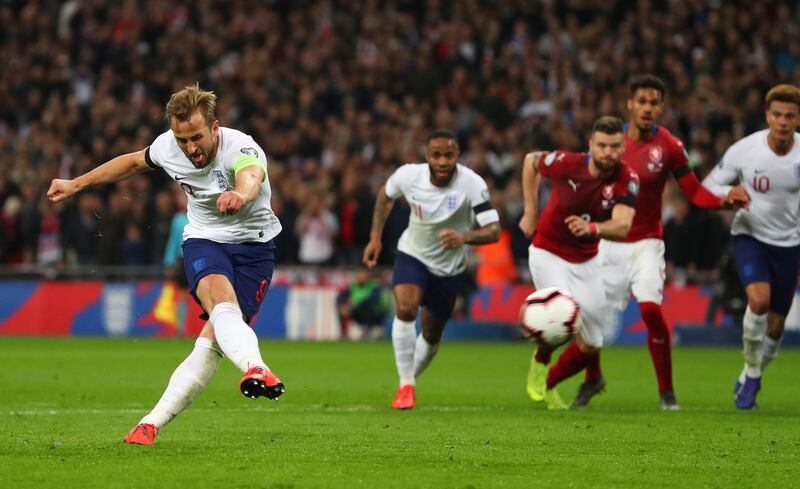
[0,0,798,287]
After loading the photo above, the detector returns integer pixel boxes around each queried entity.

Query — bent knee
[747,298,770,315]
[395,304,419,322]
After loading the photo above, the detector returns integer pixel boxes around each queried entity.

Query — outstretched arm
[519,151,545,237]
[362,185,395,268]
[47,149,150,202]
[676,171,750,210]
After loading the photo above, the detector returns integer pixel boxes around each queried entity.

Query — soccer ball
[519,287,580,347]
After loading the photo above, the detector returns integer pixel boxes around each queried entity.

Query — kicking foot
[240,366,285,400]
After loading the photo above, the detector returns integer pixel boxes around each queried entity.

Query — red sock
[546,341,592,389]
[584,351,602,382]
[535,345,554,365]
[639,302,673,393]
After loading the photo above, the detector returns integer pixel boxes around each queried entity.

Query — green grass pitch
[1,338,797,488]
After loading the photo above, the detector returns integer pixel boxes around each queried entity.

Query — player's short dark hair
[765,84,800,109]
[427,129,457,143]
[628,74,667,99]
[591,116,624,136]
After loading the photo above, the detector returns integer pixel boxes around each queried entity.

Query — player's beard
[429,163,456,186]
[595,157,620,174]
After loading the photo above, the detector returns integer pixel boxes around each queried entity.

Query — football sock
[761,335,781,371]
[584,351,602,382]
[742,306,767,378]
[546,341,594,389]
[413,335,440,378]
[210,302,268,372]
[140,337,222,428]
[392,317,417,386]
[534,345,553,365]
[640,302,673,393]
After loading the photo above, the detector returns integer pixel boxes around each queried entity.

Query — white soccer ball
[519,287,580,347]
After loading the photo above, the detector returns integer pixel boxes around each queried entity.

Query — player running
[703,84,800,410]
[519,116,638,410]
[363,129,500,409]
[47,84,284,444]
[573,75,750,410]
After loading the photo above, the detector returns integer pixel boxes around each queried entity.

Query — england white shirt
[703,129,800,246]
[385,163,500,276]
[146,127,282,244]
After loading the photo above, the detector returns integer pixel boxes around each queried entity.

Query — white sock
[210,302,268,372]
[413,335,440,378]
[761,335,781,371]
[742,306,767,378]
[392,317,417,386]
[140,337,222,428]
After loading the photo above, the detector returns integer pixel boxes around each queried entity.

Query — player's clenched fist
[721,185,750,210]
[216,191,246,215]
[362,239,382,268]
[47,179,78,203]
[439,229,465,250]
[564,215,598,238]
[518,212,537,237]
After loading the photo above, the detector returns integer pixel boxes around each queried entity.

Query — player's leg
[390,252,427,409]
[185,239,282,399]
[413,273,460,379]
[629,239,677,409]
[546,256,605,409]
[731,236,772,408]
[526,245,572,402]
[125,322,222,445]
[760,243,800,374]
[584,240,632,387]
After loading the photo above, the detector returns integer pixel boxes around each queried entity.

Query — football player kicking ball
[519,116,638,410]
[48,84,285,444]
[576,75,750,410]
[703,84,800,410]
[363,129,500,409]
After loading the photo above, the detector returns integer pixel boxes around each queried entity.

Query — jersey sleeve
[667,136,692,179]
[702,147,739,197]
[466,174,500,227]
[615,168,640,208]
[537,151,571,179]
[384,164,414,199]
[145,131,172,169]
[228,136,268,175]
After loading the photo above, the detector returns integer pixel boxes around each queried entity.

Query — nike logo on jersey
[754,169,767,175]
[567,179,580,191]
[174,175,188,181]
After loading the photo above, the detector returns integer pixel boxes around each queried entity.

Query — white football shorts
[528,244,607,348]
[599,238,666,310]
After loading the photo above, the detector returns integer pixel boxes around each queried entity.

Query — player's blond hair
[765,84,800,109]
[165,83,217,127]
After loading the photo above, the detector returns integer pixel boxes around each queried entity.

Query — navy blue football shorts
[392,251,462,321]
[732,234,800,316]
[182,238,276,323]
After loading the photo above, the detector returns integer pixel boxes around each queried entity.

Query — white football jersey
[385,163,499,276]
[146,127,282,244]
[703,129,800,246]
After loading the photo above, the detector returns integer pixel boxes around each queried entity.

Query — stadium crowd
[0,0,798,287]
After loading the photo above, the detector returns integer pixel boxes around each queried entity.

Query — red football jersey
[622,125,690,241]
[533,151,639,263]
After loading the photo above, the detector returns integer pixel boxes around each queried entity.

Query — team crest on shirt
[602,185,614,200]
[647,146,663,172]
[446,193,459,211]
[212,169,229,191]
